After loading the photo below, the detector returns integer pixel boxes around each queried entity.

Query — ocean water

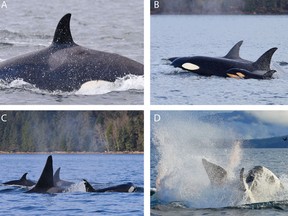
[0,154,144,215]
[151,113,288,215]
[151,15,288,105]
[0,0,143,105]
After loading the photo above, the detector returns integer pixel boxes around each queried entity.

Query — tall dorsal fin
[35,155,54,189]
[53,167,61,183]
[202,158,227,186]
[253,47,277,70]
[224,41,243,59]
[20,173,28,181]
[53,13,74,45]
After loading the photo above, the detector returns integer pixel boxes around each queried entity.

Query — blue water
[151,111,288,215]
[0,0,143,104]
[151,15,288,105]
[0,154,144,215]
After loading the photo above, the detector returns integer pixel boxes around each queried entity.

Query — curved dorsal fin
[83,179,96,192]
[224,41,243,59]
[20,173,28,181]
[253,47,278,70]
[53,13,74,45]
[35,155,54,189]
[53,167,61,183]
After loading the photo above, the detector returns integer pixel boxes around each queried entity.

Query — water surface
[0,0,143,105]
[0,154,144,215]
[151,15,288,105]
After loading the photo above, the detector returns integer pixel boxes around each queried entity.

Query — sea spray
[227,140,243,179]
[152,111,241,207]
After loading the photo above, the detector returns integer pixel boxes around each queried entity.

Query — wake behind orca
[0,14,143,92]
[170,41,277,79]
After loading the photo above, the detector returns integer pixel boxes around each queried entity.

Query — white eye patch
[182,63,200,71]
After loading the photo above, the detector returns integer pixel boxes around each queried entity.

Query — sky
[248,111,288,126]
[151,111,288,140]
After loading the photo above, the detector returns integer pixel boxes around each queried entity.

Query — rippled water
[151,15,288,105]
[0,0,143,104]
[0,154,144,215]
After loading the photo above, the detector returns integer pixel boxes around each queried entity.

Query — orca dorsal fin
[20,173,28,181]
[253,47,278,70]
[83,179,96,192]
[53,13,74,45]
[224,41,243,59]
[35,155,54,189]
[202,158,227,186]
[53,167,61,183]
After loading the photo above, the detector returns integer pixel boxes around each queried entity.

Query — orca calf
[3,173,35,187]
[53,167,74,187]
[170,41,277,79]
[0,14,143,92]
[83,179,136,193]
[27,155,65,193]
[202,158,284,203]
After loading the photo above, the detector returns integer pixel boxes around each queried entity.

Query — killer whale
[202,158,284,203]
[0,14,143,92]
[53,167,74,187]
[170,41,277,79]
[3,173,35,187]
[27,155,65,193]
[83,179,136,193]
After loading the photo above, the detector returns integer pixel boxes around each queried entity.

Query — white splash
[65,181,86,193]
[0,74,143,95]
[76,75,144,95]
[153,114,245,208]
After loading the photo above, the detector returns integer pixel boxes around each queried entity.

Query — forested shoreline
[151,0,288,14]
[0,111,143,153]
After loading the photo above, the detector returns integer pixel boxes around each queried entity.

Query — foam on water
[0,75,144,96]
[65,182,86,193]
[152,113,288,208]
[76,75,144,95]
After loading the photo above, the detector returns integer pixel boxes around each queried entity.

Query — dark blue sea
[0,0,143,104]
[0,154,144,215]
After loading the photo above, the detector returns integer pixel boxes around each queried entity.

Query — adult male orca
[202,158,284,203]
[3,173,35,187]
[170,41,277,79]
[53,167,74,187]
[83,179,136,193]
[27,155,65,193]
[0,14,143,92]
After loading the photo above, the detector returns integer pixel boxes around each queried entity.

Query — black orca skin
[3,173,35,187]
[27,155,64,193]
[0,14,143,92]
[83,179,136,193]
[170,41,277,79]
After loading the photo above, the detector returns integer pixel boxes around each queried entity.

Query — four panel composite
[1,0,288,215]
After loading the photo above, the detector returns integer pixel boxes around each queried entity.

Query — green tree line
[0,111,143,153]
